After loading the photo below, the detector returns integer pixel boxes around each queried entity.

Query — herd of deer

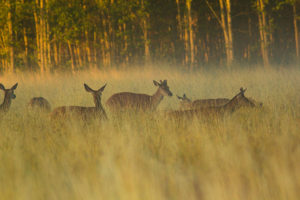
[0,80,262,123]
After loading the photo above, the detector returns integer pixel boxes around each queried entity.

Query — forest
[0,0,299,73]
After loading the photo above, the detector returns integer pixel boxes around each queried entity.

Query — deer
[0,83,18,114]
[106,80,173,112]
[27,97,51,113]
[177,93,229,110]
[168,88,257,119]
[177,93,263,110]
[50,83,108,122]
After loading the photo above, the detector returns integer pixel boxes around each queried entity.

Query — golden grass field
[0,67,299,200]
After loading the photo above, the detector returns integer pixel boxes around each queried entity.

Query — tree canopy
[0,0,299,73]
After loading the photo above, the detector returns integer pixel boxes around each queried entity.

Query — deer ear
[98,83,107,92]
[0,83,5,90]
[11,83,18,90]
[183,94,186,98]
[84,83,94,93]
[153,80,160,86]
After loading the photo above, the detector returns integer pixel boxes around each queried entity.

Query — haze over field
[0,67,299,200]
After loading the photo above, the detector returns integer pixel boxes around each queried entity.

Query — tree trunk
[141,0,150,65]
[103,19,111,67]
[85,31,92,68]
[293,3,299,62]
[176,0,183,40]
[53,41,58,67]
[257,0,269,67]
[76,41,83,67]
[186,0,194,67]
[123,23,129,65]
[7,0,14,73]
[219,0,230,66]
[225,0,233,65]
[23,27,29,69]
[33,1,41,72]
[143,18,150,65]
[67,41,75,72]
[247,16,252,61]
[21,0,29,69]
[40,0,45,73]
[184,13,189,66]
[46,0,51,72]
[93,31,98,68]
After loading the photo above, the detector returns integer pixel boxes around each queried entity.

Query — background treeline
[0,0,299,73]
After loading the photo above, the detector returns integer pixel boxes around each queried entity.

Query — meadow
[0,66,299,200]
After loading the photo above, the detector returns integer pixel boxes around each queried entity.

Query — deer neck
[0,92,12,112]
[223,95,240,113]
[150,88,164,110]
[94,96,108,119]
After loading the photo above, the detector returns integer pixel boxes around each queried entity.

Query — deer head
[0,83,18,113]
[153,80,173,97]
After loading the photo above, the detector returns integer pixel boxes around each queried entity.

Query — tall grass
[0,67,299,200]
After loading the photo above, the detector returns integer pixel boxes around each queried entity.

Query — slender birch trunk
[67,41,75,72]
[123,23,129,65]
[85,31,92,68]
[23,27,29,69]
[219,0,230,66]
[225,0,233,64]
[7,0,14,73]
[40,0,45,73]
[141,0,150,65]
[186,0,194,67]
[257,0,269,67]
[184,13,189,65]
[293,3,299,61]
[46,0,51,72]
[34,1,41,72]
[176,0,183,40]
[76,41,83,67]
[93,31,98,68]
[53,40,58,66]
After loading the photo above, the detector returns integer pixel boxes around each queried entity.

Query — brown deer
[0,83,18,114]
[177,94,229,110]
[28,97,51,113]
[169,88,256,119]
[106,80,173,112]
[50,83,107,122]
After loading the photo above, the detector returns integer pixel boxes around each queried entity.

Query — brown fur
[106,80,172,112]
[177,94,229,110]
[169,88,256,120]
[50,83,107,123]
[177,94,262,110]
[0,83,18,114]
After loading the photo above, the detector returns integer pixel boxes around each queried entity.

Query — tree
[205,0,234,67]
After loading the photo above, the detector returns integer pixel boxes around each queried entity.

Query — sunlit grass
[0,66,299,200]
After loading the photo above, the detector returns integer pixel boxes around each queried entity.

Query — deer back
[51,106,107,122]
[106,92,152,111]
[106,80,172,112]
